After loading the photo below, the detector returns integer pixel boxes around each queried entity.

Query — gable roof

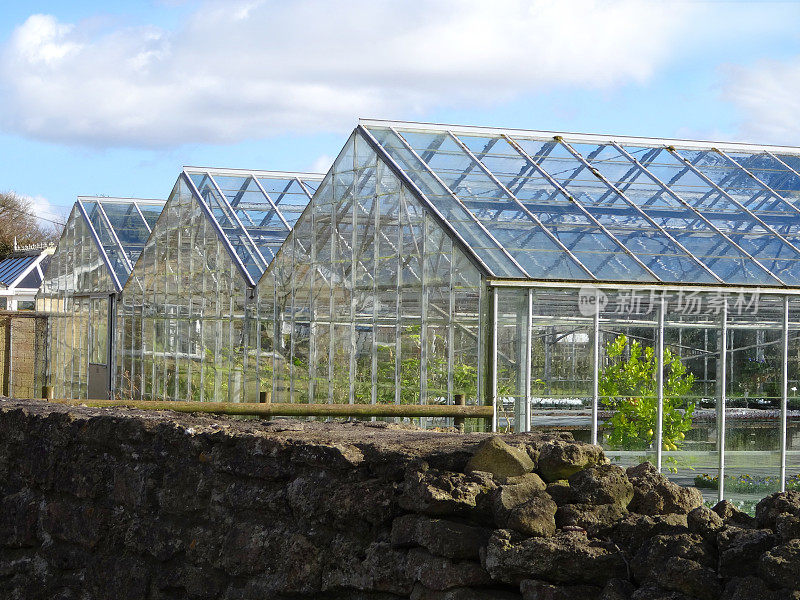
[74,197,166,291]
[0,250,51,290]
[359,119,800,287]
[182,167,323,286]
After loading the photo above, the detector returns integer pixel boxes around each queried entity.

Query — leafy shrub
[600,334,695,451]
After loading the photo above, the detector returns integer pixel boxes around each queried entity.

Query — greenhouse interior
[37,119,800,504]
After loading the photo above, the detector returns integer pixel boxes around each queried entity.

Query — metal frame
[361,121,800,288]
[715,148,800,217]
[781,295,789,491]
[591,291,600,445]
[74,196,167,292]
[488,277,800,295]
[503,135,659,281]
[609,143,785,286]
[655,293,665,471]
[667,149,800,263]
[183,172,258,287]
[359,118,800,156]
[388,126,532,278]
[448,130,597,281]
[717,297,728,503]
[557,138,724,284]
[76,200,123,292]
[355,125,501,280]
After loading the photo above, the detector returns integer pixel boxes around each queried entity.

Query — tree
[0,192,62,258]
[599,334,695,451]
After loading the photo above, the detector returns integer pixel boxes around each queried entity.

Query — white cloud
[723,56,800,145]
[18,193,67,227]
[310,154,332,174]
[0,0,694,148]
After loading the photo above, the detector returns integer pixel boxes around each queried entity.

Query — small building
[0,244,54,310]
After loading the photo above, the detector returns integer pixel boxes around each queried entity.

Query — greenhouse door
[87,295,112,399]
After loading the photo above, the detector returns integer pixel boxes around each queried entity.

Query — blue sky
[0,0,799,228]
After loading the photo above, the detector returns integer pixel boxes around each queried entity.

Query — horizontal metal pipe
[47,399,493,419]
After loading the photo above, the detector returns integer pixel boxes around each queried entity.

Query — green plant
[600,334,695,452]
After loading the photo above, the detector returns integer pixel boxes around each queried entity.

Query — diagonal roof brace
[502,134,662,282]
[205,172,269,271]
[384,125,531,278]
[251,176,292,231]
[94,201,134,274]
[610,142,786,287]
[183,171,257,287]
[668,148,800,261]
[447,130,598,281]
[76,200,123,292]
[714,148,800,217]
[555,137,725,284]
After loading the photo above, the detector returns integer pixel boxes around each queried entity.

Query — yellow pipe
[47,398,493,419]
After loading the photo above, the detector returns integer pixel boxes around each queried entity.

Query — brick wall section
[0,312,47,399]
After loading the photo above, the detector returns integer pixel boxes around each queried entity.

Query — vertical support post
[491,287,498,433]
[349,172,357,407]
[328,172,337,406]
[781,295,789,492]
[524,289,533,433]
[394,202,402,411]
[476,284,484,408]
[592,289,600,446]
[454,393,465,433]
[308,191,317,405]
[447,245,455,408]
[656,293,665,472]
[717,297,728,503]
[420,213,428,421]
[371,168,379,411]
[290,237,298,404]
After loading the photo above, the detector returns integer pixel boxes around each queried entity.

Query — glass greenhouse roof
[183,167,323,285]
[77,197,166,291]
[360,119,800,287]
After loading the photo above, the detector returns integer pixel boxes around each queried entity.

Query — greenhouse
[37,196,165,399]
[115,167,322,404]
[259,119,800,502]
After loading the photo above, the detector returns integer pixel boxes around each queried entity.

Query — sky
[0,0,799,228]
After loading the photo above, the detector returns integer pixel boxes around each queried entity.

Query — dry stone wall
[1,397,800,599]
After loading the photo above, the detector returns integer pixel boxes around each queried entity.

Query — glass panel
[37,203,116,400]
[115,176,251,403]
[496,287,528,432]
[365,125,527,278]
[80,200,129,285]
[724,294,784,508]
[100,201,151,265]
[598,292,660,470]
[529,288,594,442]
[662,292,720,500]
[190,173,267,281]
[255,131,484,428]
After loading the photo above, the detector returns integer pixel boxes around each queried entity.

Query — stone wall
[1,398,800,600]
[0,313,47,399]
